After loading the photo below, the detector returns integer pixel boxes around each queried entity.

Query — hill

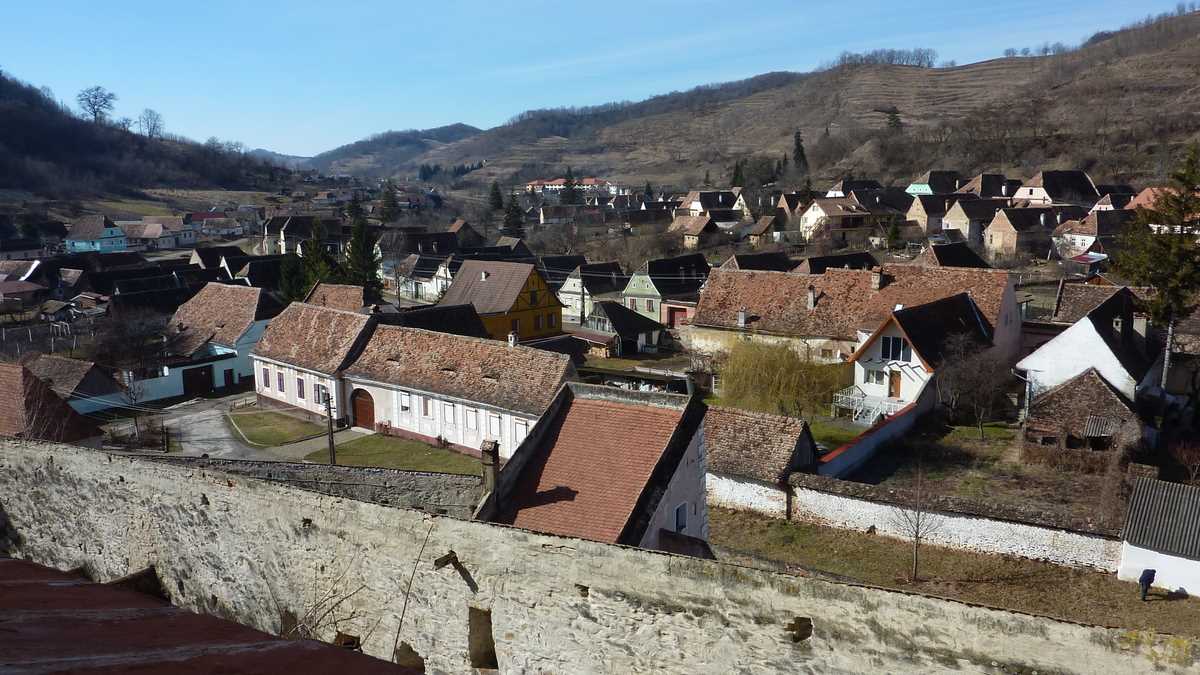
[305,123,482,176]
[329,11,1200,188]
[247,148,311,169]
[0,71,287,197]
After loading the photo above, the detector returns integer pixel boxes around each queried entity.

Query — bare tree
[76,86,117,123]
[935,336,1011,439]
[887,452,943,582]
[137,108,164,138]
[1172,441,1200,484]
[115,117,133,132]
[92,309,169,439]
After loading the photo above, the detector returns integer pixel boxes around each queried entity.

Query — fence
[0,319,96,359]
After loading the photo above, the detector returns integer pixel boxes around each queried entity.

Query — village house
[913,242,990,269]
[1012,170,1100,207]
[577,300,666,356]
[232,257,286,290]
[447,218,485,248]
[557,261,628,323]
[0,238,45,261]
[1119,478,1200,595]
[1052,209,1139,258]
[775,192,808,225]
[0,362,103,445]
[1016,288,1155,402]
[477,383,710,554]
[670,214,719,249]
[955,173,1021,199]
[260,215,346,255]
[704,405,815,519]
[825,178,882,198]
[676,189,751,221]
[65,216,127,253]
[21,354,125,414]
[1021,368,1147,472]
[118,221,176,251]
[622,253,710,328]
[795,197,874,246]
[341,325,574,458]
[941,198,1010,246]
[905,170,963,195]
[685,264,1020,365]
[834,293,991,424]
[746,215,781,247]
[537,255,588,293]
[131,283,283,402]
[438,259,562,341]
[252,303,376,425]
[720,251,798,272]
[984,206,1087,260]
[793,251,877,274]
[906,194,976,234]
[392,253,449,301]
[189,245,246,270]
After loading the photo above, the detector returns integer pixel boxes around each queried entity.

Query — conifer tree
[346,192,364,221]
[378,182,400,222]
[731,161,745,188]
[343,215,382,302]
[1117,145,1200,389]
[560,166,581,205]
[703,169,711,186]
[644,181,654,202]
[502,193,526,238]
[793,130,809,176]
[488,181,505,211]
[302,218,336,287]
[278,254,308,302]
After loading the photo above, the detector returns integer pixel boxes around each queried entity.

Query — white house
[131,283,281,402]
[477,383,710,553]
[252,303,377,424]
[1118,478,1200,595]
[340,325,575,458]
[795,198,871,241]
[1016,287,1154,401]
[835,293,991,425]
[557,261,628,323]
[1012,170,1100,207]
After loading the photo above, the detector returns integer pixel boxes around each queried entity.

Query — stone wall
[1,440,1195,674]
[138,454,482,518]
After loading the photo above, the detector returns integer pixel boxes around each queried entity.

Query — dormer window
[882,336,911,361]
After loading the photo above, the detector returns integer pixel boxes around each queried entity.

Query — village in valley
[3,4,1200,674]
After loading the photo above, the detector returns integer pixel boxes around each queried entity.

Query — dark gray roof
[1124,478,1200,561]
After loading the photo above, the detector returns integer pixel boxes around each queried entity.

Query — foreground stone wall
[1,441,1195,674]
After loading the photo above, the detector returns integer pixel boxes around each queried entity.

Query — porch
[831,385,908,426]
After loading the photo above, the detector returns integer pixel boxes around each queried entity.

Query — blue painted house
[65,215,127,253]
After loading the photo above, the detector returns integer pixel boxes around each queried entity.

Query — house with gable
[304,281,376,312]
[557,261,628,323]
[65,216,127,253]
[252,303,377,425]
[1012,170,1100,207]
[22,354,126,414]
[477,382,711,554]
[438,259,563,341]
[341,325,574,458]
[984,206,1087,260]
[825,178,882,198]
[704,406,816,518]
[942,198,1010,246]
[1021,368,1148,472]
[1052,209,1139,258]
[578,300,666,355]
[955,173,1021,199]
[906,170,962,196]
[133,282,283,401]
[834,293,991,424]
[906,194,976,234]
[622,253,710,327]
[676,189,751,221]
[0,362,103,445]
[913,242,990,269]
[1118,478,1200,594]
[794,198,873,244]
[670,214,719,249]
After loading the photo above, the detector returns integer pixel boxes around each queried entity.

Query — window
[296,378,305,400]
[820,349,833,359]
[514,419,528,443]
[443,402,455,420]
[674,503,687,533]
[487,414,501,437]
[262,367,270,388]
[548,313,557,328]
[534,314,543,330]
[529,289,538,305]
[422,398,433,418]
[647,300,655,313]
[277,372,285,392]
[400,392,411,412]
[466,408,478,430]
[881,336,911,361]
[510,318,520,333]
[866,370,886,385]
[315,383,327,404]
[629,298,638,310]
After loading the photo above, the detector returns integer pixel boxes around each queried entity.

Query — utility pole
[324,389,337,465]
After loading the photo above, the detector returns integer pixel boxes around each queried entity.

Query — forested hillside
[305,123,482,176]
[0,71,287,196]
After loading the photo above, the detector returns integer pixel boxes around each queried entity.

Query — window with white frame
[674,503,687,533]
[487,414,501,437]
[881,336,911,361]
[262,367,270,388]
[443,402,455,421]
[399,391,410,412]
[296,377,305,400]
[315,383,327,404]
[422,398,433,418]
[466,408,478,430]
[865,369,886,385]
[277,372,285,392]
[514,419,528,443]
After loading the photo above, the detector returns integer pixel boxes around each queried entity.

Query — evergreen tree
[887,221,902,249]
[560,166,581,205]
[1117,144,1200,390]
[703,169,711,186]
[793,130,809,176]
[886,108,903,132]
[501,193,526,238]
[488,181,505,211]
[278,254,308,303]
[344,215,382,302]
[378,182,399,222]
[730,161,745,188]
[302,218,336,288]
[644,181,654,202]
[346,192,364,221]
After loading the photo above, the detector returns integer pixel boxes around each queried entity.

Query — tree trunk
[911,534,919,582]
[1161,316,1175,390]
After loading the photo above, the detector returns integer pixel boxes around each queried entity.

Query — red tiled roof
[0,363,101,442]
[498,389,693,544]
[704,406,811,483]
[169,283,275,355]
[253,303,373,374]
[0,559,408,674]
[304,282,367,312]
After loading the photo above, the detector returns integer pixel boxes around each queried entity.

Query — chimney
[481,440,501,496]
[1039,212,1048,227]
[807,285,816,310]
[1056,211,1066,225]
[507,331,518,347]
[480,270,490,281]
[870,271,883,291]
[736,308,747,328]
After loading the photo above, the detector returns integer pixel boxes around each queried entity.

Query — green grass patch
[807,419,862,449]
[308,434,481,475]
[710,507,1200,637]
[946,423,1015,441]
[227,411,324,446]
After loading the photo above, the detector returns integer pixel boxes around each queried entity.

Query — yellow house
[438,259,563,341]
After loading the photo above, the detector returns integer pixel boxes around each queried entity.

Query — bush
[717,342,851,417]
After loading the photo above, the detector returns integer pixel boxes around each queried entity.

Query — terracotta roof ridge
[293,301,370,319]
[368,324,571,362]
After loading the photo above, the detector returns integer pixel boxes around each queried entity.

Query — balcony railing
[832,385,907,426]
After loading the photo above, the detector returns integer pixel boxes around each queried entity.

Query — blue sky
[0,1,1180,156]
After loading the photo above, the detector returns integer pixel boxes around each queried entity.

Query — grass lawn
[710,508,1200,637]
[807,418,862,449]
[227,411,324,446]
[307,434,480,475]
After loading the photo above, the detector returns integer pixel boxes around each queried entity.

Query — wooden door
[223,369,234,388]
[351,389,375,430]
[887,371,902,399]
[182,365,213,397]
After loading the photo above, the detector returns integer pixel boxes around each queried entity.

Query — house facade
[65,216,127,253]
[622,254,709,326]
[438,260,563,341]
[340,325,574,458]
[1012,170,1100,207]
[942,198,1009,246]
[557,261,628,323]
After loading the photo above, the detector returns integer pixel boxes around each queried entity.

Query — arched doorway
[351,389,375,430]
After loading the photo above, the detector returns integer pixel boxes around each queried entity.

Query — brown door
[223,369,234,388]
[351,389,375,430]
[182,365,213,397]
[887,371,902,399]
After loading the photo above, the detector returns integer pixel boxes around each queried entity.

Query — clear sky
[0,0,1180,157]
